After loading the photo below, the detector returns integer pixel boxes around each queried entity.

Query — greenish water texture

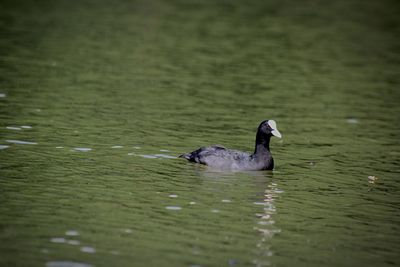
[1,1,399,267]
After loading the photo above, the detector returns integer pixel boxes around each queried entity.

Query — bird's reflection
[180,163,282,266]
[195,167,282,267]
[253,177,282,267]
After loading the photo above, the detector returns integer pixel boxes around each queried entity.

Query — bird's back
[180,145,257,170]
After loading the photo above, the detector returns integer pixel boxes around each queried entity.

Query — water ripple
[46,261,93,267]
[80,246,96,253]
[65,230,79,236]
[6,140,37,145]
[50,237,66,243]
[139,154,176,159]
[166,206,182,210]
[6,126,21,130]
[139,154,158,159]
[66,240,80,245]
[153,154,177,159]
[73,148,92,152]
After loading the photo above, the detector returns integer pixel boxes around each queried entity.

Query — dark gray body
[179,120,281,171]
[180,144,274,171]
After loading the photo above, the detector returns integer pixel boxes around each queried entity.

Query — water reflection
[80,246,96,253]
[165,206,182,210]
[6,139,37,145]
[66,240,80,245]
[186,167,280,266]
[129,153,177,159]
[50,237,66,243]
[139,154,158,159]
[65,230,79,236]
[253,181,282,267]
[73,148,92,152]
[46,261,93,267]
[6,125,32,130]
[346,118,359,124]
[6,126,21,130]
[153,154,177,159]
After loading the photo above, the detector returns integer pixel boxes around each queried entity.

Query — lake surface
[1,0,399,267]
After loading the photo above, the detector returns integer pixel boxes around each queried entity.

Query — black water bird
[179,120,281,170]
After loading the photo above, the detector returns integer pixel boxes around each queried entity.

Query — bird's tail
[179,153,191,160]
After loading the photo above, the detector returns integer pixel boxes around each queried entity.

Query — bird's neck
[253,132,271,155]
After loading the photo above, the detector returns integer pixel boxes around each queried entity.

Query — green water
[1,0,399,266]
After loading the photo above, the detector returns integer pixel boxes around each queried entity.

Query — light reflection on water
[80,246,96,254]
[6,140,38,145]
[127,152,177,159]
[65,230,79,236]
[46,261,93,267]
[6,126,21,130]
[73,148,92,152]
[253,182,282,267]
[50,237,66,244]
[165,206,182,210]
[66,240,80,246]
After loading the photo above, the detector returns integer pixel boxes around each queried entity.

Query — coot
[179,120,281,170]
